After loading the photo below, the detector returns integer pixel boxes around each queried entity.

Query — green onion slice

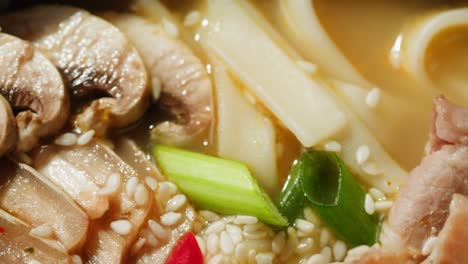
[152,145,288,227]
[278,150,380,246]
[277,160,306,224]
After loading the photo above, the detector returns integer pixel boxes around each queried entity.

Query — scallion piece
[277,160,305,224]
[152,145,288,227]
[278,150,380,246]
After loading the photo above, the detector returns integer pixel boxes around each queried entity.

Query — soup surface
[0,0,467,264]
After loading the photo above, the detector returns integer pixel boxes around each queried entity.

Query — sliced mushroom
[0,95,17,156]
[0,33,68,152]
[1,5,149,135]
[104,14,213,145]
[0,159,89,253]
[0,208,70,263]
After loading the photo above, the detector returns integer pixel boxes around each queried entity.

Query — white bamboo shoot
[197,0,346,147]
[212,57,279,195]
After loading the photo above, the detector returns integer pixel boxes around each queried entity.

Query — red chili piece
[0,227,5,233]
[166,231,203,264]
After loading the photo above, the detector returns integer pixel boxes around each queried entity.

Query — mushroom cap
[0,33,68,152]
[0,94,17,156]
[1,5,150,135]
[105,13,213,146]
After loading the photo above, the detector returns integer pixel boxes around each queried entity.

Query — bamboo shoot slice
[197,0,346,147]
[212,57,279,195]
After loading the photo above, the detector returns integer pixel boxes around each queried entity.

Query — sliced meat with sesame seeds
[32,141,152,262]
[386,144,468,255]
[422,194,468,264]
[386,97,468,256]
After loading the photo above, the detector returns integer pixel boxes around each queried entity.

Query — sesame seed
[320,228,330,247]
[205,221,225,234]
[131,238,146,255]
[71,255,83,264]
[148,219,169,240]
[321,246,332,262]
[145,231,159,247]
[29,225,54,239]
[255,252,275,264]
[208,254,224,264]
[296,237,314,254]
[303,207,321,225]
[248,249,257,263]
[184,10,201,26]
[233,215,258,225]
[207,233,219,255]
[333,240,347,261]
[243,230,267,240]
[369,187,386,201]
[422,236,437,255]
[145,176,158,191]
[162,19,178,37]
[294,219,315,233]
[307,254,327,264]
[235,243,248,262]
[97,173,121,195]
[125,177,139,197]
[226,224,243,244]
[243,223,263,232]
[356,145,370,164]
[161,212,182,226]
[28,260,42,264]
[323,140,342,152]
[110,220,132,236]
[365,193,376,215]
[347,245,370,258]
[54,133,77,146]
[134,183,149,206]
[220,231,234,254]
[165,194,187,212]
[272,231,286,254]
[76,130,95,145]
[195,235,206,255]
[157,182,177,205]
[296,60,318,74]
[199,210,220,222]
[366,87,381,108]
[287,226,298,248]
[375,201,393,212]
[151,77,162,101]
[363,162,383,176]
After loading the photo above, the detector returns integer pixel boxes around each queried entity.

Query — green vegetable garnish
[278,150,380,246]
[153,145,288,227]
[277,160,305,223]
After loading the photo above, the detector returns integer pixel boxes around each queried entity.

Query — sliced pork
[33,141,152,263]
[104,14,213,146]
[386,97,468,256]
[422,194,468,264]
[0,159,89,253]
[0,208,70,263]
[0,33,68,152]
[1,5,149,135]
